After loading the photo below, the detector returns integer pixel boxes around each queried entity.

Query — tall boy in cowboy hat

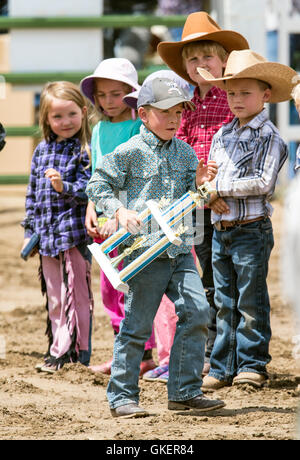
[158,12,249,374]
[197,49,297,389]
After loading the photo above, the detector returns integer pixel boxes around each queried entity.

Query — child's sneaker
[143,364,168,381]
[157,370,169,383]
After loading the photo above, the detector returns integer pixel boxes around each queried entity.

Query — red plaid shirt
[176,86,234,164]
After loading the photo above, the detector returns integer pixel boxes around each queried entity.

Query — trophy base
[88,243,129,294]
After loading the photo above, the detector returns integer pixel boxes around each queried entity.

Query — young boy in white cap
[197,49,297,389]
[157,12,249,373]
[86,77,225,418]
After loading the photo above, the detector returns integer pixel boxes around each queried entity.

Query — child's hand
[115,207,142,234]
[208,197,230,214]
[98,218,118,239]
[196,159,218,187]
[85,201,100,238]
[45,168,63,193]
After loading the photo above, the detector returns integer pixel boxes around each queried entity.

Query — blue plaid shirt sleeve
[61,151,91,204]
[22,144,40,238]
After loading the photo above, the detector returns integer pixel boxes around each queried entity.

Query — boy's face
[226,78,271,127]
[138,103,184,141]
[184,50,226,87]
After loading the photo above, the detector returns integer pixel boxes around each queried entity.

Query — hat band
[182,32,214,42]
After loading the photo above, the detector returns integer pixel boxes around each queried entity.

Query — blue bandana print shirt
[22,137,91,257]
[86,124,199,257]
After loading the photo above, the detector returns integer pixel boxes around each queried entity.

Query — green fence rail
[2,67,166,85]
[0,15,186,29]
[5,126,40,137]
[1,15,183,137]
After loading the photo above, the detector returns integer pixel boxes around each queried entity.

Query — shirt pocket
[129,162,160,196]
[63,161,78,182]
[233,140,257,177]
[169,159,189,196]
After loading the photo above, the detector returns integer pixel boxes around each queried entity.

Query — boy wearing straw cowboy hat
[157,11,249,374]
[197,49,297,390]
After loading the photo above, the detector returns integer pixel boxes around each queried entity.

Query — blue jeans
[107,253,209,409]
[209,218,274,382]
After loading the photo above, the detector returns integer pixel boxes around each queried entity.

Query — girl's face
[94,78,132,122]
[47,97,85,142]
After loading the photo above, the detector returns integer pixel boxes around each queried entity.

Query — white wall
[211,0,266,55]
[10,0,102,16]
[9,0,103,72]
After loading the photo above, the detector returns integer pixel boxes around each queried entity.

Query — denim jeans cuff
[208,370,232,383]
[237,367,268,378]
[109,398,139,410]
[168,389,203,402]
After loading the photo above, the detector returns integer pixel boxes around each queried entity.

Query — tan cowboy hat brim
[197,62,298,103]
[157,30,249,86]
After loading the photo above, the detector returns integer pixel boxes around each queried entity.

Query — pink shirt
[176,86,234,164]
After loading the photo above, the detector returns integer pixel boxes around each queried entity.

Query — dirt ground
[0,184,300,441]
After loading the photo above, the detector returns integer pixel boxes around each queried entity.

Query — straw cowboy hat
[157,11,249,85]
[80,58,140,105]
[197,49,298,103]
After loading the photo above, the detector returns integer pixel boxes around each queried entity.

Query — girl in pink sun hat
[80,58,157,375]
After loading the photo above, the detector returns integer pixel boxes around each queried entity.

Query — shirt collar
[232,108,268,132]
[140,124,171,150]
[193,85,225,103]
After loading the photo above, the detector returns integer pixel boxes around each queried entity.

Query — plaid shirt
[176,86,234,164]
[209,109,288,224]
[22,137,91,257]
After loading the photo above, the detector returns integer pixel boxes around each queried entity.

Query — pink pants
[41,247,93,360]
[96,241,156,351]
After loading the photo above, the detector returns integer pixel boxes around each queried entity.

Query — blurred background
[0,0,300,184]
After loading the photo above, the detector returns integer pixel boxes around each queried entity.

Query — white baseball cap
[137,77,195,111]
[80,58,141,105]
[123,69,191,110]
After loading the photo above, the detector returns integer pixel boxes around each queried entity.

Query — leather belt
[214,216,265,231]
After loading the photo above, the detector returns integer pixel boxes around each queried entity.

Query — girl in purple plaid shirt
[21,81,94,374]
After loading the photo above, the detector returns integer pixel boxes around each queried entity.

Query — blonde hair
[291,83,300,102]
[39,81,91,162]
[182,40,228,64]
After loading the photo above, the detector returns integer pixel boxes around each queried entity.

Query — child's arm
[85,200,99,238]
[115,207,142,234]
[195,159,218,187]
[86,148,128,219]
[45,150,91,204]
[21,145,39,239]
[214,134,288,198]
[44,168,63,192]
[209,197,230,215]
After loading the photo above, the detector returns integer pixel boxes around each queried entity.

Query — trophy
[88,182,214,293]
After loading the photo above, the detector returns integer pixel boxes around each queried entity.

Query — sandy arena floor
[0,185,299,440]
